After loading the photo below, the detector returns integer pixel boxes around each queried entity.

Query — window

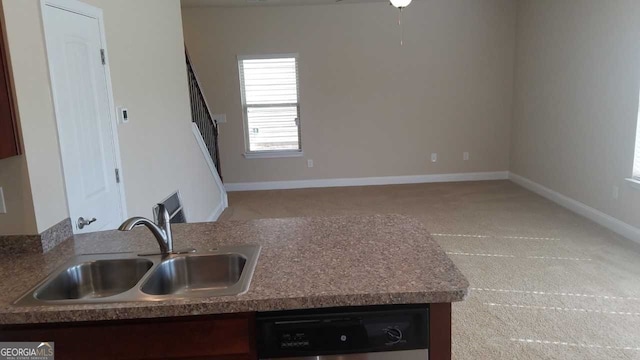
[238,54,302,156]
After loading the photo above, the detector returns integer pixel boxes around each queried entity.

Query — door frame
[40,0,128,232]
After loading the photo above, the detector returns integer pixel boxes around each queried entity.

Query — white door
[43,3,124,234]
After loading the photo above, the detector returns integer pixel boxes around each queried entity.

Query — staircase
[186,50,222,181]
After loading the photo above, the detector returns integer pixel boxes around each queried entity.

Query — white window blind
[238,55,301,153]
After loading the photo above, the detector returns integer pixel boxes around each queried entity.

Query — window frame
[237,53,303,158]
[629,93,640,189]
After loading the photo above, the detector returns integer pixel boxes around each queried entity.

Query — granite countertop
[0,215,469,325]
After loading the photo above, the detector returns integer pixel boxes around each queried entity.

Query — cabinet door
[0,13,19,160]
[0,313,257,360]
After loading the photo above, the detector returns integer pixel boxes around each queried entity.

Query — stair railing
[186,49,222,181]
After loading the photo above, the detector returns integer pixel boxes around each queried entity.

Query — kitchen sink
[141,254,248,296]
[36,258,153,301]
[13,245,261,306]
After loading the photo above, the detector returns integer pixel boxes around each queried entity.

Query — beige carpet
[220,180,640,360]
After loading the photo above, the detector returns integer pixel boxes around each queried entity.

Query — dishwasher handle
[260,348,429,360]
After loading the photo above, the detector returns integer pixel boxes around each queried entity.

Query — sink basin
[36,259,153,301]
[13,245,261,306]
[141,254,248,296]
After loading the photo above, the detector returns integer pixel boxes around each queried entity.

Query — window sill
[243,151,304,159]
[625,178,640,190]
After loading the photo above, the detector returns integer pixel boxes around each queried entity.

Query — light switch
[0,187,6,214]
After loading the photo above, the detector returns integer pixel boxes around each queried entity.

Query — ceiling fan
[390,0,412,8]
[389,0,412,45]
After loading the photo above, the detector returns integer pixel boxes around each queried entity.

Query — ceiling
[181,0,388,8]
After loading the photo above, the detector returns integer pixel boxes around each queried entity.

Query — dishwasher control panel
[257,304,429,358]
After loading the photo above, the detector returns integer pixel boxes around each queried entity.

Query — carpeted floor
[220,180,640,360]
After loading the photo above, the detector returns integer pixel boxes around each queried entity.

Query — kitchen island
[0,215,468,359]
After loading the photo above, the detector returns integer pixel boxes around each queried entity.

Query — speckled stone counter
[0,215,468,325]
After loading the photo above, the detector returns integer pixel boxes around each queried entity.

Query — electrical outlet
[307,159,314,168]
[463,152,470,161]
[0,187,6,214]
[613,185,619,200]
[431,153,438,163]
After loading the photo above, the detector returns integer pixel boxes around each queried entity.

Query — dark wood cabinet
[0,304,453,360]
[0,8,20,160]
[0,313,257,360]
[430,302,452,360]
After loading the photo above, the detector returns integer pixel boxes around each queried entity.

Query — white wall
[511,0,640,229]
[182,0,517,183]
[0,0,222,235]
[88,0,222,223]
[0,156,37,235]
[1,0,68,234]
[6,0,636,242]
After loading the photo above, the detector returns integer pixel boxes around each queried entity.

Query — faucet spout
[118,204,174,254]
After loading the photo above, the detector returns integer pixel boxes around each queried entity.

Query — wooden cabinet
[0,304,453,360]
[430,303,452,360]
[0,9,20,160]
[0,313,257,360]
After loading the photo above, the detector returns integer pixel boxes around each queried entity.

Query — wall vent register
[153,192,186,224]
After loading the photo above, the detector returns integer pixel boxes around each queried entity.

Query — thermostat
[117,106,129,124]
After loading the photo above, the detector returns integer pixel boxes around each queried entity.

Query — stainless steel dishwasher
[257,305,429,359]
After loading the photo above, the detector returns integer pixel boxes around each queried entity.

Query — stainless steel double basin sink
[14,245,261,306]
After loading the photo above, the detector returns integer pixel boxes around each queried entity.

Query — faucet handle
[153,203,171,225]
[155,203,174,253]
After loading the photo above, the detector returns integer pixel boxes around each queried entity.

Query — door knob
[77,217,97,229]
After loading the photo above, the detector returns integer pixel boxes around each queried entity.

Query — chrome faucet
[118,204,174,254]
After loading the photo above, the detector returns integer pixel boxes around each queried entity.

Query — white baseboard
[225,171,509,192]
[206,199,226,222]
[509,172,640,244]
